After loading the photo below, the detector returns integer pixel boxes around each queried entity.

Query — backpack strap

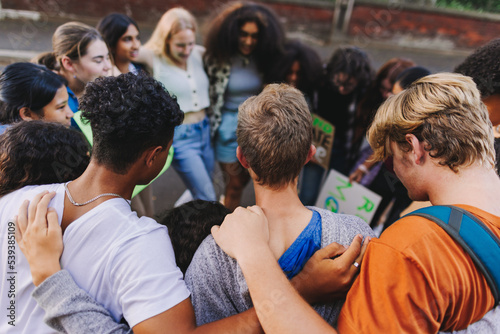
[404,205,500,305]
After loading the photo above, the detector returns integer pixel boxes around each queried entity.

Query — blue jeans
[215,111,239,163]
[172,117,216,201]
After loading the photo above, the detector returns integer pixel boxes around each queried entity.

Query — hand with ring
[291,234,371,304]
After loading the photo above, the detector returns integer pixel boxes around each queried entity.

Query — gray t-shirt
[222,55,262,113]
[185,207,376,326]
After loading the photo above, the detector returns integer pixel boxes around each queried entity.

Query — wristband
[357,164,368,174]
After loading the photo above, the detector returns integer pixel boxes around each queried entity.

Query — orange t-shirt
[338,205,500,333]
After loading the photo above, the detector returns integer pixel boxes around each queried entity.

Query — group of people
[0,0,500,333]
[0,2,443,220]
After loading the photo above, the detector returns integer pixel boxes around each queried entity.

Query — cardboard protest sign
[311,113,334,170]
[315,169,382,225]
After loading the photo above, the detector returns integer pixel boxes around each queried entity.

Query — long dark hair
[269,40,324,98]
[0,121,90,197]
[204,1,285,80]
[0,62,66,124]
[97,13,139,54]
[326,46,374,96]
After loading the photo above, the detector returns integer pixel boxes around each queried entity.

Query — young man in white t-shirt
[1,73,261,333]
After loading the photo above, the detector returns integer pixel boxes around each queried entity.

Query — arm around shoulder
[32,270,132,334]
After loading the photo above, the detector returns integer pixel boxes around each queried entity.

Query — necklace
[64,182,131,207]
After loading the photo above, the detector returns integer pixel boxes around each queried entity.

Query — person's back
[1,184,175,331]
[0,73,187,333]
[185,84,375,326]
[1,184,64,332]
[338,73,500,333]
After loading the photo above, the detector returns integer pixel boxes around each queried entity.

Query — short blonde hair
[368,72,495,172]
[144,8,197,59]
[237,83,312,188]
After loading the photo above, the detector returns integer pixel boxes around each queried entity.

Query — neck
[426,163,500,216]
[70,161,136,200]
[253,178,313,258]
[61,71,85,98]
[61,160,138,232]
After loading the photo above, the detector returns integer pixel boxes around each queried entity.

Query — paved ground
[0,14,473,217]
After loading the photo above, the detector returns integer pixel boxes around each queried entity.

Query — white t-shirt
[153,45,210,113]
[0,183,190,333]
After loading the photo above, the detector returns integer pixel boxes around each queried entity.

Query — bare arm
[292,235,370,304]
[16,192,131,333]
[135,46,154,74]
[133,298,262,334]
[349,152,378,183]
[16,192,262,334]
[211,206,337,334]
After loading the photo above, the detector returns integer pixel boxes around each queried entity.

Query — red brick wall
[4,0,499,48]
[349,4,500,48]
[3,0,213,21]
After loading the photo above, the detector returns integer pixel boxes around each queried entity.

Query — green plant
[436,0,500,13]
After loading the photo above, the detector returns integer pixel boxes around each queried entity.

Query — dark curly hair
[0,62,67,124]
[159,200,230,275]
[80,73,183,174]
[326,46,374,96]
[454,38,500,99]
[204,1,285,80]
[268,40,324,99]
[0,121,90,197]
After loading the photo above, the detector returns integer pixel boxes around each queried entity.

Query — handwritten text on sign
[311,113,334,170]
[315,169,382,224]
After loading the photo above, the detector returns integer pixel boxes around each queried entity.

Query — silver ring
[353,261,360,268]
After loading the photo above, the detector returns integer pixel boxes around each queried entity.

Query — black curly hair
[80,73,183,174]
[204,1,285,81]
[0,121,90,197]
[268,40,324,98]
[326,46,374,96]
[454,38,500,99]
[159,200,230,275]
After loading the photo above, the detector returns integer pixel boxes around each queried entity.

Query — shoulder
[0,184,63,207]
[187,235,236,273]
[185,235,240,291]
[193,45,206,57]
[205,59,231,77]
[0,123,10,135]
[310,207,376,239]
[379,214,444,251]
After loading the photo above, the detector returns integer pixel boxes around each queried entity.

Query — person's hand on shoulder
[211,205,269,260]
[15,191,63,286]
[292,234,371,304]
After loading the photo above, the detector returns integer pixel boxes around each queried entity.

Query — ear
[304,145,317,165]
[405,134,426,165]
[61,56,77,73]
[19,107,39,121]
[236,146,250,169]
[144,146,164,167]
